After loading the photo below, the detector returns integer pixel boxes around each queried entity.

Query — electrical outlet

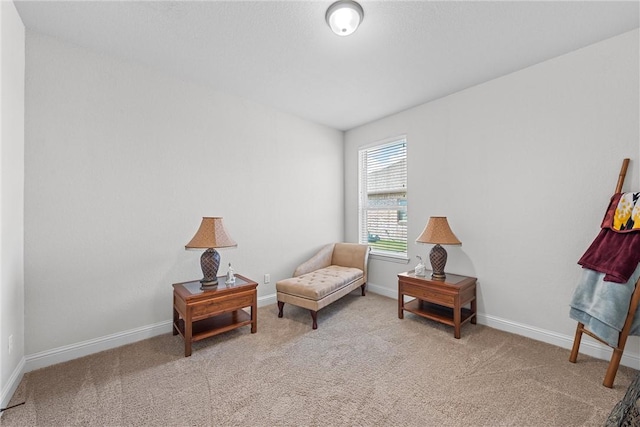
[8,334,13,354]
[264,274,270,284]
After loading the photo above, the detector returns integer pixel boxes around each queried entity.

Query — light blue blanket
[569,263,640,347]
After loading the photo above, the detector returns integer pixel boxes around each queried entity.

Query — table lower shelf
[403,299,474,326]
[174,309,252,342]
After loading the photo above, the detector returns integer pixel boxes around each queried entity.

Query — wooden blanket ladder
[569,158,640,388]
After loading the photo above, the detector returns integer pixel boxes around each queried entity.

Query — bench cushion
[276,265,364,301]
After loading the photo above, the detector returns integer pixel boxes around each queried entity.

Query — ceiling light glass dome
[326,0,364,36]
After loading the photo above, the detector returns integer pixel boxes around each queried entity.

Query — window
[358,137,407,258]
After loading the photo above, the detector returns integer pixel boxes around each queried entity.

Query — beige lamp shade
[416,217,461,245]
[185,217,237,249]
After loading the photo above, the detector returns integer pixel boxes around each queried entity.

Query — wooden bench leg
[277,301,284,318]
[310,310,318,329]
[361,283,366,296]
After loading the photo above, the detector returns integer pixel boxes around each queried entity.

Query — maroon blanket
[579,193,640,283]
[578,228,640,283]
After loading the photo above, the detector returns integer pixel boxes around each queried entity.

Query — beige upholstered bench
[276,243,369,329]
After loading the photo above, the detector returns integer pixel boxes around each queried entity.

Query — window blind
[358,138,407,256]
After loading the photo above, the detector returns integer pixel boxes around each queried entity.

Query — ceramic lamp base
[199,248,220,286]
[429,244,447,281]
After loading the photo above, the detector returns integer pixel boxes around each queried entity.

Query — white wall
[0,0,25,409]
[345,30,640,365]
[18,16,640,376]
[24,33,344,359]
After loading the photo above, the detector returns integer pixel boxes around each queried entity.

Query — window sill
[369,252,410,264]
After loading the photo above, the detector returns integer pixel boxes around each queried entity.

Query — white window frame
[358,136,408,261]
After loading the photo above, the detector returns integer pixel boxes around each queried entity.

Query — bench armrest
[293,244,335,277]
[332,243,370,282]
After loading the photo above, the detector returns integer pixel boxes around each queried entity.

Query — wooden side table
[398,270,477,338]
[173,274,258,357]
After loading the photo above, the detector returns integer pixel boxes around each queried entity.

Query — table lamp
[416,216,461,281]
[185,217,237,288]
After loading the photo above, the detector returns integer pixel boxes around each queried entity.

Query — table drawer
[402,283,454,306]
[191,291,255,319]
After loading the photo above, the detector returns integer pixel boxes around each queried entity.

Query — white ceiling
[14,1,640,131]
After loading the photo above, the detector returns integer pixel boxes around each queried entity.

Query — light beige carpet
[1,292,636,426]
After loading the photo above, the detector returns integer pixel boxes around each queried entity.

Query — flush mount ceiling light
[326,0,364,36]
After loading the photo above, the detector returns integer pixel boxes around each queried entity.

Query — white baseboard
[367,282,397,299]
[258,293,277,307]
[1,357,25,416]
[25,320,173,372]
[478,313,640,369]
